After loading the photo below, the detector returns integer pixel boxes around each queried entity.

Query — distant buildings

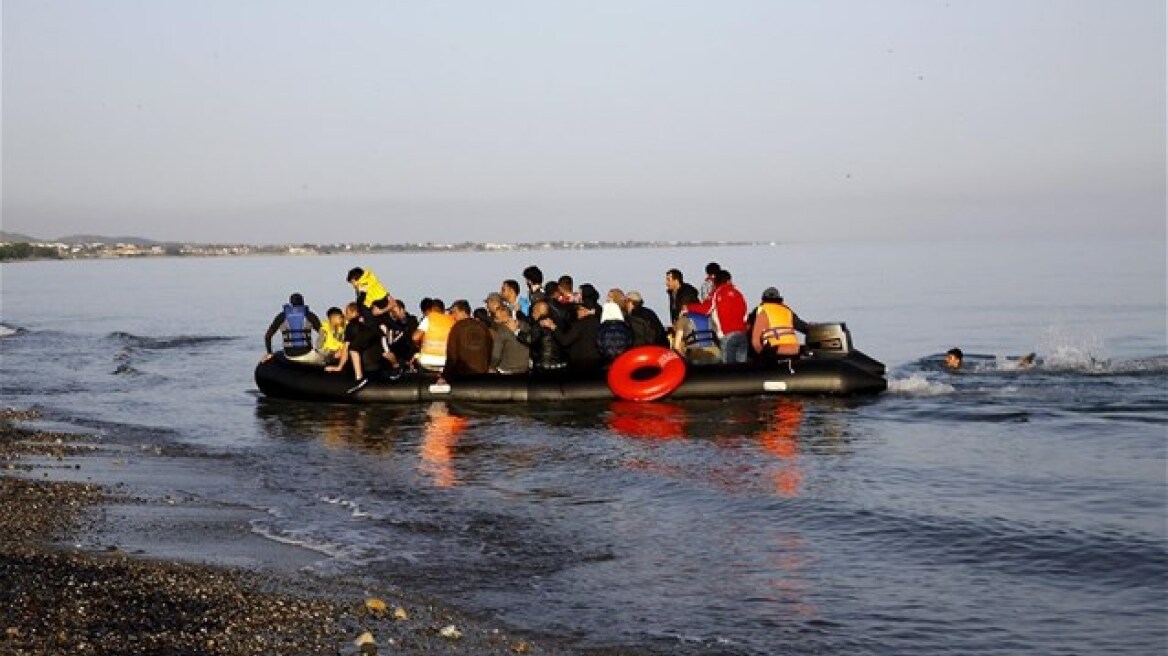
[1,238,767,262]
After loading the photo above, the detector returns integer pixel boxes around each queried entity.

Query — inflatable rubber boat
[255,322,887,403]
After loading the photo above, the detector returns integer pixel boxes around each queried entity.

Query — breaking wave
[0,323,26,338]
[887,374,955,396]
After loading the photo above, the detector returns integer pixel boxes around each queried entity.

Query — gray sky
[3,0,1164,243]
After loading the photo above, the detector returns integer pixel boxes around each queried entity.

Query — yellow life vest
[356,270,389,307]
[759,302,800,355]
[419,311,455,367]
[319,321,346,353]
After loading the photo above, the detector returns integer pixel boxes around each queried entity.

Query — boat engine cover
[806,323,853,355]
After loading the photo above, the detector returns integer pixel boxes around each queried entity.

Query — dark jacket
[668,283,699,323]
[519,322,566,371]
[554,313,602,372]
[443,318,494,378]
[380,312,419,363]
[628,305,669,347]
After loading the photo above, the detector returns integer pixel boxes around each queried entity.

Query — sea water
[1,239,1165,655]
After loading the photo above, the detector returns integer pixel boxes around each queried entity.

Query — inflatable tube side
[255,351,886,403]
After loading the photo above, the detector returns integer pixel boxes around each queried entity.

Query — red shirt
[686,282,748,335]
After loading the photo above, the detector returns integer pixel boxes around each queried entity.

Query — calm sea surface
[2,240,1165,655]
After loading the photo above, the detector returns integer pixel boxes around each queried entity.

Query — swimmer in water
[944,347,1038,371]
[944,347,964,370]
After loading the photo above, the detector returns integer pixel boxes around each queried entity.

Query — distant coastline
[0,234,773,263]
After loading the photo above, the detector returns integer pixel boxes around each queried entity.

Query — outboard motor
[805,322,886,376]
[806,322,854,355]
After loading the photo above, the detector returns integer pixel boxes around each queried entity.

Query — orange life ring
[607,346,687,402]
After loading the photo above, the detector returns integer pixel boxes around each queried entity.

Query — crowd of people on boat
[262,262,809,393]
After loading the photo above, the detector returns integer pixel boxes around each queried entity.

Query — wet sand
[0,409,626,656]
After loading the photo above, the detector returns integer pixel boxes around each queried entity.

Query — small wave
[887,374,955,396]
[322,495,372,519]
[0,323,27,338]
[106,331,239,350]
[248,521,345,559]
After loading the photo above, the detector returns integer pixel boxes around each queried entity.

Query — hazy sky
[3,1,1164,243]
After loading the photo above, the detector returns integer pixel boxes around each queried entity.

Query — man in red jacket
[685,269,749,363]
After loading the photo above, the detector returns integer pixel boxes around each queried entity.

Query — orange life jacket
[419,311,455,368]
[759,302,800,356]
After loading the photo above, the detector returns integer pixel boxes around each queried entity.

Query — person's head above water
[944,348,964,370]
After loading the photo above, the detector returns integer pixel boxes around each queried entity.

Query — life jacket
[683,313,718,349]
[281,304,312,351]
[418,311,455,369]
[355,270,389,307]
[318,321,346,354]
[759,302,799,355]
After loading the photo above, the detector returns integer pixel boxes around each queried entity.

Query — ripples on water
[2,257,1166,655]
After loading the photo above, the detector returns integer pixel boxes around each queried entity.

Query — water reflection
[759,400,805,498]
[607,397,819,498]
[419,402,468,488]
[607,401,688,440]
[253,398,413,451]
[255,396,859,500]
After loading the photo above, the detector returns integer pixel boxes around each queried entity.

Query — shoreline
[0,408,629,656]
[1,240,770,264]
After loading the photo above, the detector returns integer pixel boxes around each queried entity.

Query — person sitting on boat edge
[325,302,385,393]
[751,287,809,362]
[413,298,455,372]
[317,307,347,365]
[596,300,634,363]
[665,268,700,325]
[380,299,419,373]
[686,269,749,364]
[439,300,494,382]
[490,303,531,375]
[623,290,669,348]
[671,287,721,365]
[263,292,323,363]
[346,267,394,322]
[521,300,567,372]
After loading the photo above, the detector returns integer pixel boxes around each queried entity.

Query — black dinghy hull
[255,351,886,403]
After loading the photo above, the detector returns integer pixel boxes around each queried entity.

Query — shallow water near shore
[2,240,1166,655]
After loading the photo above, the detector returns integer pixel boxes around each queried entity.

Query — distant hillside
[55,234,161,246]
[0,231,38,243]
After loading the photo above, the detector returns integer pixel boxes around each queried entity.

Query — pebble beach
[0,409,608,656]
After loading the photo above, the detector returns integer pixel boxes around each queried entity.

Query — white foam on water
[887,374,955,396]
[322,494,372,519]
[0,323,19,338]
[249,521,346,559]
[1037,326,1109,373]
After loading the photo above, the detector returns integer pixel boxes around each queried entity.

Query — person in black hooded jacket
[550,283,602,372]
[519,300,567,371]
